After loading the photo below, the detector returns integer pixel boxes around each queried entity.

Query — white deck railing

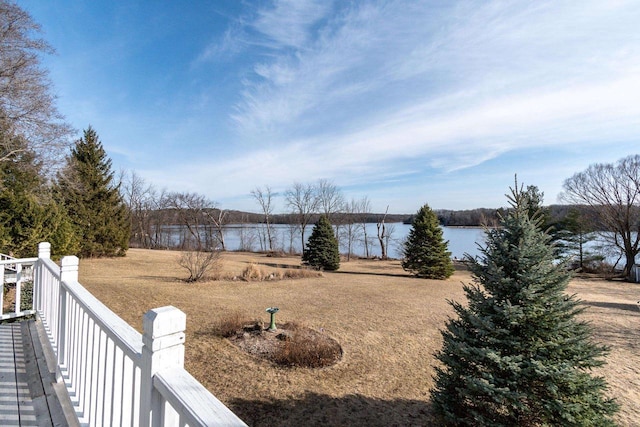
[3,242,247,427]
[1,252,18,271]
[1,254,38,320]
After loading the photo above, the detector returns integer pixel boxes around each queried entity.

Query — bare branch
[561,155,640,278]
[0,2,72,168]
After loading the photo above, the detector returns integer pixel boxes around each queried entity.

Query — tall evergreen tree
[431,185,618,426]
[0,140,78,256]
[302,215,340,271]
[402,203,454,279]
[0,147,46,255]
[55,127,129,257]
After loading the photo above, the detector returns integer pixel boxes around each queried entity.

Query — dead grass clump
[241,263,266,281]
[272,323,342,368]
[281,268,322,280]
[280,321,303,331]
[213,311,252,338]
[239,264,323,281]
[265,250,287,257]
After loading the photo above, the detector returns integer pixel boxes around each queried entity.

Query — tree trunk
[377,206,389,260]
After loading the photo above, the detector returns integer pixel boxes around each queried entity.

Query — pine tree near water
[402,203,454,279]
[302,215,340,271]
[55,127,129,257]
[431,185,618,426]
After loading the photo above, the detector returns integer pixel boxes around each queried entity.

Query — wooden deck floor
[0,319,77,426]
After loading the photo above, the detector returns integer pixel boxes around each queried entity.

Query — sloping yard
[78,249,640,426]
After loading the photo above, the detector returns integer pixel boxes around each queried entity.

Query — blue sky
[23,0,640,214]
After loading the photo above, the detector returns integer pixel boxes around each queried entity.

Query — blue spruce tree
[431,184,618,426]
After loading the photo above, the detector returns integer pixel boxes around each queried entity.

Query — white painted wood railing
[1,252,18,271]
[3,242,247,427]
[1,253,38,320]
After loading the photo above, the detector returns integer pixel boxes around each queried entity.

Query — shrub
[282,268,322,279]
[20,281,33,311]
[213,311,251,338]
[241,263,265,281]
[239,264,322,281]
[272,323,342,368]
[179,249,222,282]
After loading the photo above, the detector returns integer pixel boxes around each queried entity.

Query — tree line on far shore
[118,202,599,228]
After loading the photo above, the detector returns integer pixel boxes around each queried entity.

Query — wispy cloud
[251,0,332,49]
[224,0,640,163]
[151,67,640,201]
[195,24,246,64]
[39,0,640,212]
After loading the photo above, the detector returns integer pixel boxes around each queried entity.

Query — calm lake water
[160,223,623,265]
[177,223,488,260]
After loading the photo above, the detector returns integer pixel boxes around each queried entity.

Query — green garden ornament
[266,307,279,331]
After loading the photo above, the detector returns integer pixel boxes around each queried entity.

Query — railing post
[38,242,51,260]
[140,306,186,427]
[15,263,22,315]
[0,259,4,317]
[58,256,78,372]
[34,242,51,311]
[60,256,79,282]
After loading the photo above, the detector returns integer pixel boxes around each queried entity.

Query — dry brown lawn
[78,249,640,426]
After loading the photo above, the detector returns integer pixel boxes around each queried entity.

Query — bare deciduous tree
[165,192,222,250]
[121,170,158,248]
[164,191,223,281]
[340,198,363,261]
[236,213,257,252]
[562,154,640,279]
[385,223,397,257]
[203,207,228,250]
[150,188,171,248]
[377,205,390,260]
[251,185,276,252]
[316,179,345,249]
[316,179,344,221]
[0,2,71,166]
[358,196,373,258]
[282,213,299,254]
[285,182,318,255]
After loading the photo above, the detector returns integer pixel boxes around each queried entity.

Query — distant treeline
[156,209,412,225]
[158,205,595,228]
[423,205,597,228]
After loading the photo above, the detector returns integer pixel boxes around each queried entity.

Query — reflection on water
[158,223,487,260]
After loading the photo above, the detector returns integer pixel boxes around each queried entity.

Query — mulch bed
[228,321,342,368]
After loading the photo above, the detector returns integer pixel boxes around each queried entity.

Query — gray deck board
[1,323,20,425]
[0,320,77,426]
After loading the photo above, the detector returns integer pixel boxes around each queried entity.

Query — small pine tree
[431,184,618,426]
[302,215,340,271]
[556,208,600,270]
[55,126,130,257]
[402,203,454,279]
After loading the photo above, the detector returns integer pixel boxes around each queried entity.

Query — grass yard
[78,249,640,426]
